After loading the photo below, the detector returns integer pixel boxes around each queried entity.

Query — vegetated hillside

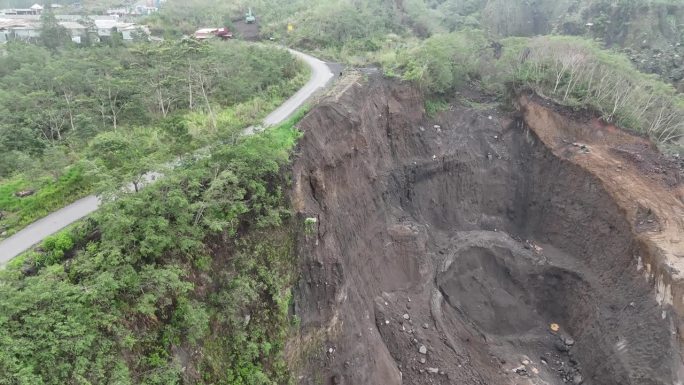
[378,29,684,153]
[0,110,307,385]
[153,0,684,90]
[0,39,305,236]
[478,0,684,90]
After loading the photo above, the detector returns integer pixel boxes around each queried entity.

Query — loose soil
[287,75,684,385]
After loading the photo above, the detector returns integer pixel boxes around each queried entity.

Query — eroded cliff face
[287,75,684,385]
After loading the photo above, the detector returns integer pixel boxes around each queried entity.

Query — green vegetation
[2,1,683,384]
[0,40,305,235]
[0,108,308,384]
[383,30,683,148]
[0,166,91,235]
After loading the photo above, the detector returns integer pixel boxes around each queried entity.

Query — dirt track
[287,75,684,384]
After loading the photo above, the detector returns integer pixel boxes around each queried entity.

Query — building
[0,15,147,44]
[59,21,87,43]
[1,4,43,16]
[94,19,149,41]
[0,19,30,43]
[0,18,87,44]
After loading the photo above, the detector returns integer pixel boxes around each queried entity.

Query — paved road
[264,49,333,126]
[0,49,334,264]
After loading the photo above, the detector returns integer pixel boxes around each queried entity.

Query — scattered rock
[513,365,528,376]
[403,313,410,320]
[521,359,530,366]
[419,345,427,354]
[434,125,441,129]
[555,339,570,352]
[21,264,37,276]
[422,323,429,329]
[573,374,584,384]
[15,189,35,198]
[427,367,439,374]
[419,358,426,364]
[564,337,575,346]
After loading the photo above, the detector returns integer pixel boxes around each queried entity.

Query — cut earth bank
[286,74,684,385]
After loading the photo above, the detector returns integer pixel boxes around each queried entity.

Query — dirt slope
[287,75,684,385]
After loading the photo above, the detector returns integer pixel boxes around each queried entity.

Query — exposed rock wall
[288,76,683,385]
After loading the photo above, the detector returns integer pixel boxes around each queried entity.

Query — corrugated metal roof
[59,21,85,30]
[0,18,30,29]
[94,19,134,29]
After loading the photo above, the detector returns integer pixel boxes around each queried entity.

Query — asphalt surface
[0,49,334,264]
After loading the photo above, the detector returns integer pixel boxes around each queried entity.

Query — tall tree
[39,10,71,51]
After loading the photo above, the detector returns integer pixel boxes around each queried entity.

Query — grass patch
[0,166,91,236]
[425,98,449,117]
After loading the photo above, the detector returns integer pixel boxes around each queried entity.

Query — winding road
[0,49,334,264]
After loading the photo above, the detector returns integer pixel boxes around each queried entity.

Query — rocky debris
[20,263,37,276]
[14,189,35,198]
[563,336,575,347]
[513,365,528,376]
[554,339,570,352]
[523,240,544,254]
[572,142,590,153]
[293,79,680,385]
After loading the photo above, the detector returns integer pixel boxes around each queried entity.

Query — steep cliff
[287,74,684,385]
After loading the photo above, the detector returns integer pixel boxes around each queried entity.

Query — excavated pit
[288,77,683,385]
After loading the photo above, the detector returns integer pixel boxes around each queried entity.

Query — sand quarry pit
[287,75,684,385]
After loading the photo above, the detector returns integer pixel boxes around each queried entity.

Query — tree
[87,130,162,193]
[39,10,71,51]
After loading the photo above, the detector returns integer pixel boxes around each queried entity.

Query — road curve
[0,49,334,264]
[264,49,334,126]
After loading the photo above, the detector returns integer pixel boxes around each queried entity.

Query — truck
[192,27,233,40]
[245,8,256,24]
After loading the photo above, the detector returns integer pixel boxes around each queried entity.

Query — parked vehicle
[245,8,256,24]
[192,27,233,40]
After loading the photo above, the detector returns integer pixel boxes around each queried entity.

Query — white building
[0,18,87,44]
[94,19,148,41]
